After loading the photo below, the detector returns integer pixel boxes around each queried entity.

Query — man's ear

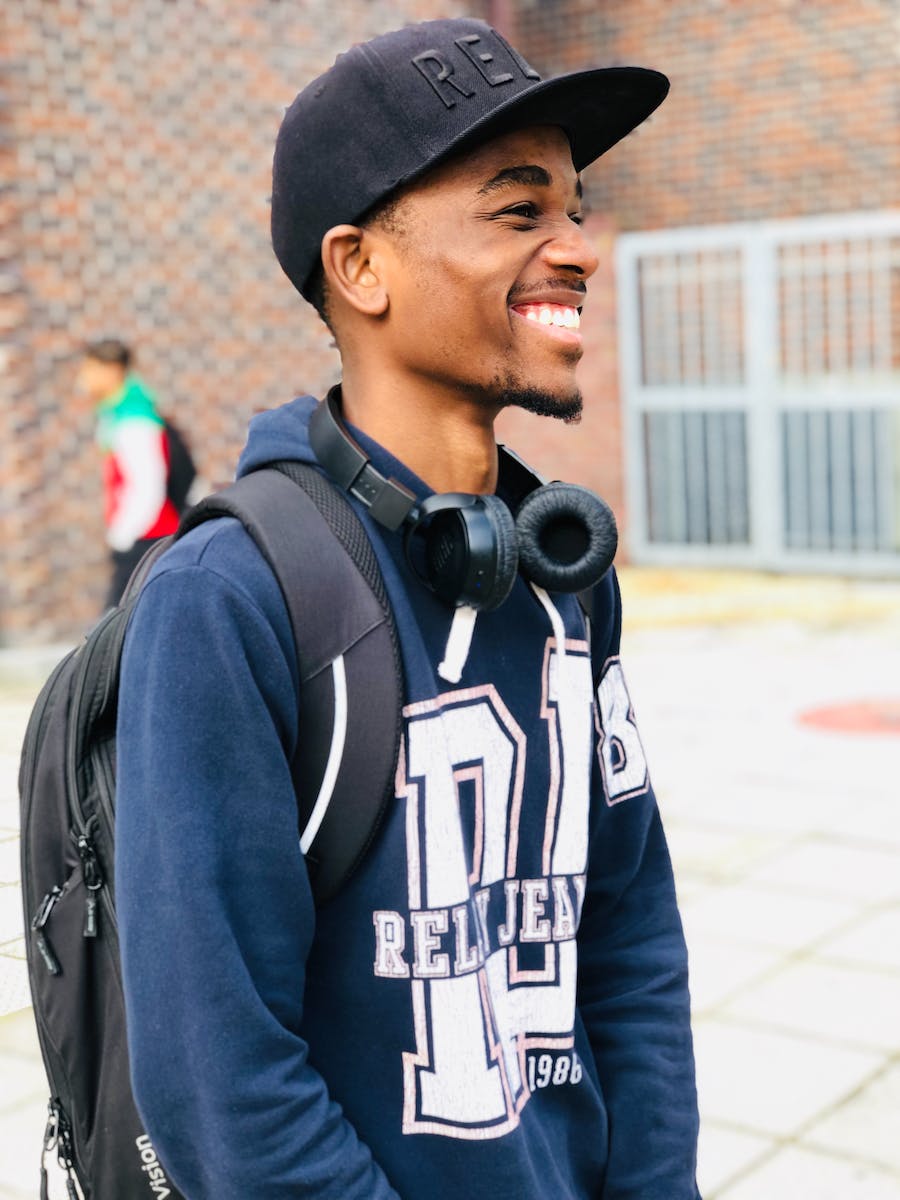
[321,225,389,318]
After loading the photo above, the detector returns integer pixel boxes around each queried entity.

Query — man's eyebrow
[476,164,584,204]
[476,165,552,196]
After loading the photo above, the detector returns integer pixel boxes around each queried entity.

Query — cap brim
[413,65,669,180]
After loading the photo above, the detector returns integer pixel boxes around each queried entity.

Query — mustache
[507,278,587,304]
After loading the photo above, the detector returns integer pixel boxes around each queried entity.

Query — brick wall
[3,2,897,640]
[0,0,483,643]
[510,0,900,229]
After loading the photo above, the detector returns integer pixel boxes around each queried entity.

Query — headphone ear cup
[515,483,618,594]
[476,494,519,611]
[420,494,518,612]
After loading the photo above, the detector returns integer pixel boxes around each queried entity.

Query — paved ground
[1,567,898,1198]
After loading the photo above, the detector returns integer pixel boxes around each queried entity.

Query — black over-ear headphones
[309,391,618,612]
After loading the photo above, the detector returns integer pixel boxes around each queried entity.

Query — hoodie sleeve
[115,519,401,1200]
[576,572,701,1200]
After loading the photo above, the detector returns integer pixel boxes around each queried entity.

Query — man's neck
[338,368,500,495]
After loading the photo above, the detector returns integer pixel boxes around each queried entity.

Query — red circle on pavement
[798,700,900,735]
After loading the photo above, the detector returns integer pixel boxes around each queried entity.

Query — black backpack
[163,419,197,513]
[19,461,403,1200]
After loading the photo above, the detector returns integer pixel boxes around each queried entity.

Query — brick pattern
[1,1,481,642]
[511,0,900,229]
[3,2,897,639]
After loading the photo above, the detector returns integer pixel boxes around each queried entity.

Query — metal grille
[781,409,896,553]
[644,412,749,545]
[639,249,744,387]
[617,211,900,573]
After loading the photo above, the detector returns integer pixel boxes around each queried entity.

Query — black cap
[271,18,669,300]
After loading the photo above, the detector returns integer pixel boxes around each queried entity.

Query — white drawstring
[437,588,571,689]
[438,605,479,684]
[530,584,569,694]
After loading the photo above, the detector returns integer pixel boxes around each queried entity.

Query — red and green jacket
[96,377,179,550]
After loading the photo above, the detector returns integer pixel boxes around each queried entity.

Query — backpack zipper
[31,887,64,975]
[41,1099,80,1200]
[75,834,103,939]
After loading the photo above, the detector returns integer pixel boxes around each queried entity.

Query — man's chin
[501,386,583,424]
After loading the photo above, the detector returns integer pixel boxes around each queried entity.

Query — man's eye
[569,213,584,226]
[502,203,539,221]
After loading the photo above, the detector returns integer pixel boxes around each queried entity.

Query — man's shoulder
[139,516,287,628]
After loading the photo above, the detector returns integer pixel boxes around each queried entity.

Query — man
[116,18,700,1199]
[77,339,180,606]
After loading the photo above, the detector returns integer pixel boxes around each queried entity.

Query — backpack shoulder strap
[178,461,403,905]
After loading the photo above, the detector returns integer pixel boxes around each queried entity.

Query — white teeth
[517,304,581,329]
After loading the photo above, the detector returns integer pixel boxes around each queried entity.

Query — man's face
[77,357,126,404]
[371,124,599,421]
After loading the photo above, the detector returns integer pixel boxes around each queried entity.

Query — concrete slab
[686,936,785,1014]
[724,959,900,1053]
[696,1122,773,1198]
[680,881,860,953]
[816,902,900,972]
[742,838,900,905]
[718,1145,900,1200]
[801,1062,900,1174]
[0,888,23,948]
[693,1017,882,1136]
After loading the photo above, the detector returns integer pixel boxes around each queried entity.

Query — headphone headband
[308,389,617,611]
[309,391,418,531]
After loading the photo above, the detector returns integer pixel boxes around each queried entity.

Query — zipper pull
[76,835,103,939]
[32,890,63,975]
[55,1104,80,1200]
[40,1100,58,1199]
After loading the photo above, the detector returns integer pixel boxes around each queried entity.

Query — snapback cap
[271,18,668,300]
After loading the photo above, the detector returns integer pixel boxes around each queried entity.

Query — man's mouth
[510,303,581,331]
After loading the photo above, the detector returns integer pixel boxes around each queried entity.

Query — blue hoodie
[116,395,700,1199]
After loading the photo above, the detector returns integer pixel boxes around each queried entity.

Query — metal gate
[616,211,900,573]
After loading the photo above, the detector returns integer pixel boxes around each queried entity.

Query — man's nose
[544,218,600,281]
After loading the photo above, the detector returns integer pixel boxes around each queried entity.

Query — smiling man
[116,18,700,1200]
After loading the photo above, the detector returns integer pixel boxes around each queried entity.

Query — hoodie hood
[237,395,320,477]
[237,393,434,507]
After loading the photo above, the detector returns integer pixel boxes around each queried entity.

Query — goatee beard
[499,385,583,424]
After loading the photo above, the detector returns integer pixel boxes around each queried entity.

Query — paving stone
[693,1018,881,1137]
[695,1121,773,1197]
[0,959,30,1019]
[0,887,23,946]
[801,1062,900,1174]
[718,1145,900,1199]
[815,903,900,973]
[665,824,788,883]
[680,880,859,953]
[724,959,900,1053]
[0,1009,39,1057]
[742,839,900,905]
[686,935,784,1014]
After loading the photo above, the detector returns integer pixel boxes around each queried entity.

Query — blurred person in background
[78,338,184,607]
